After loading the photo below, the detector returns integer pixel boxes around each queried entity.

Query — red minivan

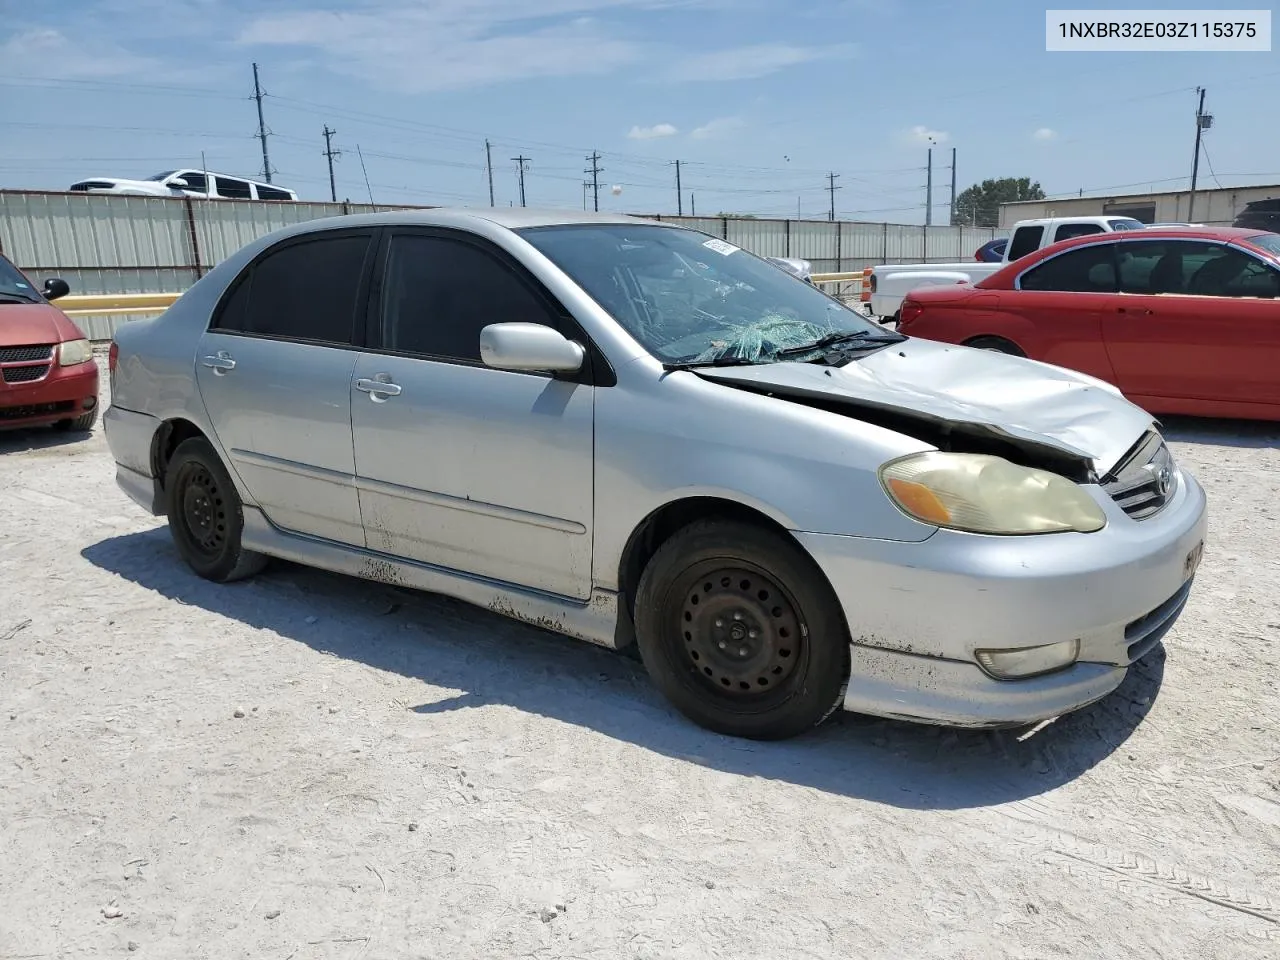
[0,253,100,432]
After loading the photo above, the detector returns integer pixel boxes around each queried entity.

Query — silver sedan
[104,210,1208,740]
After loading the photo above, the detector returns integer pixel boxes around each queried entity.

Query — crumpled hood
[695,337,1155,476]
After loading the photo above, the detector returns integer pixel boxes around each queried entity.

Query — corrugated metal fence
[0,191,997,339]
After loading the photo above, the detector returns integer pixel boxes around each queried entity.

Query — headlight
[976,639,1080,680]
[58,338,93,366]
[879,451,1106,535]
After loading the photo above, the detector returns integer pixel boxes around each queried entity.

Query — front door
[194,229,376,545]
[350,230,595,600]
[1105,238,1280,405]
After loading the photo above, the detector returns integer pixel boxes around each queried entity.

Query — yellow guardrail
[58,292,180,318]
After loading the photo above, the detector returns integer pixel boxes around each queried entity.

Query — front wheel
[55,406,98,432]
[164,437,268,583]
[634,520,850,740]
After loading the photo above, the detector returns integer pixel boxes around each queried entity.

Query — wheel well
[151,418,207,490]
[962,334,1024,355]
[617,498,794,627]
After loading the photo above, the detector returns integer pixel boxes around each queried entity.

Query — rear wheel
[634,520,850,740]
[54,406,98,432]
[964,335,1025,357]
[164,437,268,582]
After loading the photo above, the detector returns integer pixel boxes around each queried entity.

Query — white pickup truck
[867,215,1146,319]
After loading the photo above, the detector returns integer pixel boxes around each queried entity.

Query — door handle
[201,351,236,375]
[355,376,402,400]
[1116,307,1153,316]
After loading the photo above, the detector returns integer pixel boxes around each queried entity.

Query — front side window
[1116,240,1280,298]
[520,223,888,364]
[1107,218,1147,231]
[214,233,371,344]
[1019,243,1118,293]
[1007,226,1045,260]
[172,171,208,193]
[215,177,253,200]
[380,234,559,362]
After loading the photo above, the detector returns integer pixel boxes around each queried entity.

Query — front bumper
[796,469,1207,726]
[0,360,99,429]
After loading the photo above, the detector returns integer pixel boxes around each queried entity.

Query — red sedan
[897,227,1280,421]
[1,254,100,432]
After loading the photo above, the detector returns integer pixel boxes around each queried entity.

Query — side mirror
[43,278,70,301]
[168,178,190,190]
[480,323,585,374]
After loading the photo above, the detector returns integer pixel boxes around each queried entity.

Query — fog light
[975,639,1080,680]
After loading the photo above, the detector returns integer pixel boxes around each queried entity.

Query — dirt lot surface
[2,362,1279,959]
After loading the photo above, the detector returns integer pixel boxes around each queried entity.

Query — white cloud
[1032,127,1058,141]
[627,123,679,140]
[664,42,854,82]
[0,28,162,78]
[907,125,949,145]
[690,116,746,140]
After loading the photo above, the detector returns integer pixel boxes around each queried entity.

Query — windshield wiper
[663,354,766,371]
[0,292,39,304]
[775,329,906,358]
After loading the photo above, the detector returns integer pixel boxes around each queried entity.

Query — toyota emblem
[1155,464,1173,498]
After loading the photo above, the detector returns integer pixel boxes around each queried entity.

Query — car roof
[268,206,661,238]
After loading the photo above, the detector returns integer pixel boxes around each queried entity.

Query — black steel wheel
[165,436,268,583]
[635,520,850,740]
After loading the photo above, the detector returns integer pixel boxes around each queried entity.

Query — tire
[54,406,98,432]
[634,519,850,740]
[164,437,268,583]
[964,335,1025,357]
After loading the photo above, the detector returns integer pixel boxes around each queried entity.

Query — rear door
[1105,238,1280,404]
[194,229,376,545]
[1010,241,1120,380]
[349,228,595,599]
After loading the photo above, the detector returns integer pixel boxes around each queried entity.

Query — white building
[999,182,1280,228]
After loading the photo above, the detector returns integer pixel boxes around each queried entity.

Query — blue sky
[2,0,1277,221]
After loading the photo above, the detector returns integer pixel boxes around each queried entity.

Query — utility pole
[826,172,840,222]
[690,193,696,216]
[948,146,957,226]
[1188,87,1211,221]
[925,145,934,226]
[582,181,589,211]
[585,152,602,212]
[512,155,530,207]
[252,62,272,183]
[673,160,683,215]
[485,140,495,206]
[322,126,340,202]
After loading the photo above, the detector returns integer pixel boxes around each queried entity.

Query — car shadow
[82,528,1165,811]
[1161,415,1280,449]
[0,424,94,454]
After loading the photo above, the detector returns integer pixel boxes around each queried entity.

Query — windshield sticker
[14,282,29,288]
[702,238,738,257]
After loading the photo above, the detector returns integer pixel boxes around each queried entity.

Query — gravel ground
[2,361,1278,959]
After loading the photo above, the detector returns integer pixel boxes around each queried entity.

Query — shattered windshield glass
[518,223,889,364]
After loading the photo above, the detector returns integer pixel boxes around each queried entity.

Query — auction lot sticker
[1046,9,1271,51]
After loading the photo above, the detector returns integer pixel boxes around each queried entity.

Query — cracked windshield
[520,223,894,364]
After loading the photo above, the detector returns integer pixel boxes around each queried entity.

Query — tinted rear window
[214,234,371,344]
[1007,226,1044,260]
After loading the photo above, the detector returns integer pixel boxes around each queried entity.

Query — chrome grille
[0,345,53,363]
[1102,431,1176,520]
[3,364,50,383]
